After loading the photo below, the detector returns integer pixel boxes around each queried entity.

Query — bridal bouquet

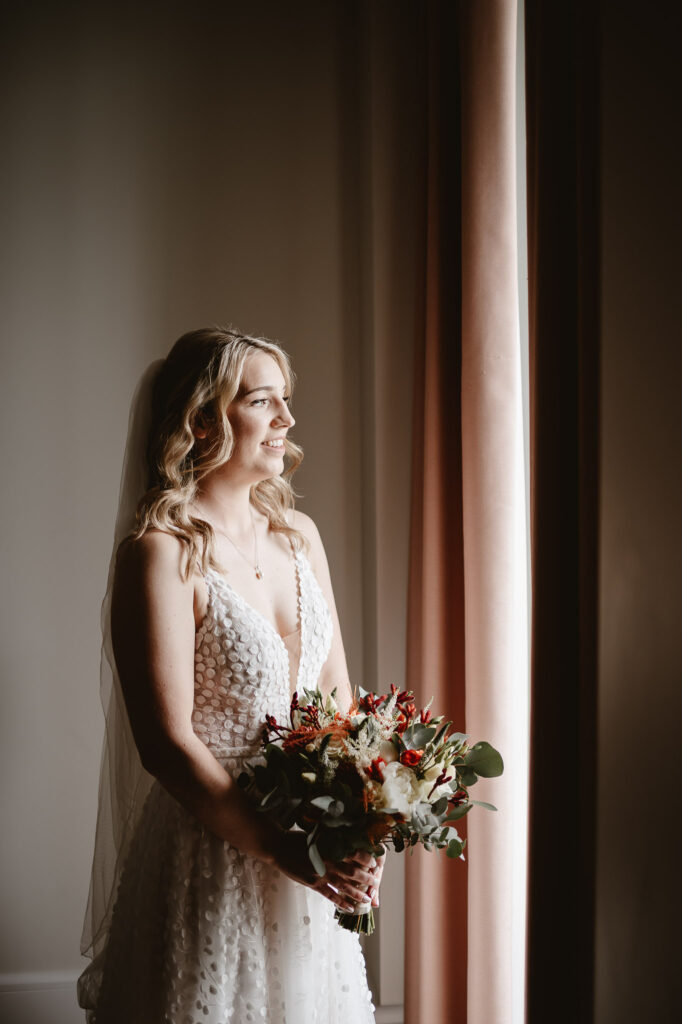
[238,685,503,934]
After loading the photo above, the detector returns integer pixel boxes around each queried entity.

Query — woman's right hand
[274,832,380,914]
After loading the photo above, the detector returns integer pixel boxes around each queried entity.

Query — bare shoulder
[115,529,195,593]
[287,509,326,573]
[288,509,320,541]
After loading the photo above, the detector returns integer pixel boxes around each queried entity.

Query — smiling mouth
[262,439,285,450]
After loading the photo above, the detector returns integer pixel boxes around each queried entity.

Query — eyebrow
[241,384,287,397]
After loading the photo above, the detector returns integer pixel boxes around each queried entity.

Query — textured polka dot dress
[77,549,376,1024]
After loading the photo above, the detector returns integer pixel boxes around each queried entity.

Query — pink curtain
[405,2,527,1022]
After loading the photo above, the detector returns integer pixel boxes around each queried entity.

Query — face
[222,350,295,482]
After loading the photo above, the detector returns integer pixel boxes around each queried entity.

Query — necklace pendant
[255,566,263,580]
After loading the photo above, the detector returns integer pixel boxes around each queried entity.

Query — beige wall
[0,3,421,1019]
[596,3,682,1020]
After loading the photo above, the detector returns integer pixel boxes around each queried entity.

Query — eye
[250,397,268,407]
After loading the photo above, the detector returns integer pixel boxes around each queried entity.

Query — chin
[253,464,283,483]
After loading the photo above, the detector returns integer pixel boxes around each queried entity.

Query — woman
[78,327,382,1022]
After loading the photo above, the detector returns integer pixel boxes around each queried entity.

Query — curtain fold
[524,2,601,1021]
[459,3,528,1023]
[404,2,467,1020]
[405,3,527,1022]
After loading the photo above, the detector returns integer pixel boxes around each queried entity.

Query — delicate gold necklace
[212,506,263,580]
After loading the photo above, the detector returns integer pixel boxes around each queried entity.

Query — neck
[194,477,256,538]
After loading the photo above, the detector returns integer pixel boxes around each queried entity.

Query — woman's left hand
[324,847,386,909]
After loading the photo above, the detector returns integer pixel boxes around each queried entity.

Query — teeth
[264,439,284,447]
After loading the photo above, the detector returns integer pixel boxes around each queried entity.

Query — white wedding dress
[78,549,376,1024]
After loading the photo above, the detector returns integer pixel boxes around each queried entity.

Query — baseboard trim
[374,1006,404,1024]
[0,971,403,1024]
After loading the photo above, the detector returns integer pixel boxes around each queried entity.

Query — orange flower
[282,726,319,752]
[399,749,424,767]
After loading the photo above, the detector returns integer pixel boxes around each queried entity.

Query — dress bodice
[191,549,333,760]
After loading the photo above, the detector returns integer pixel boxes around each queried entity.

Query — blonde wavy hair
[132,326,305,578]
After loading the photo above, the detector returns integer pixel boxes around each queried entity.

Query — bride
[78,326,383,1022]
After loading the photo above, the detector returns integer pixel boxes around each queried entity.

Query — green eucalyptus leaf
[470,799,498,812]
[323,815,353,828]
[431,721,453,747]
[457,766,478,787]
[403,724,437,750]
[444,803,472,822]
[431,796,449,817]
[464,742,504,778]
[311,795,336,812]
[446,837,465,859]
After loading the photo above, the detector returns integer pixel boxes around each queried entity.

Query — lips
[262,438,285,450]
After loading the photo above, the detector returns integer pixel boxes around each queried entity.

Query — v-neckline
[206,550,303,650]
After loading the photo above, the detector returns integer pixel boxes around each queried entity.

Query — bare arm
[111,530,280,863]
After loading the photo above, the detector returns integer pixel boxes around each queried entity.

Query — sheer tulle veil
[80,358,165,961]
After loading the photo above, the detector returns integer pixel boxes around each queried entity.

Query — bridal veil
[80,358,164,962]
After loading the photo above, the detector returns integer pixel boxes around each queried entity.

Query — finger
[327,875,374,906]
[323,874,373,907]
[326,863,375,889]
[367,885,380,908]
[371,860,385,882]
[319,881,363,914]
[345,850,376,869]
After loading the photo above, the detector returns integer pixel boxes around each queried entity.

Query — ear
[192,409,211,441]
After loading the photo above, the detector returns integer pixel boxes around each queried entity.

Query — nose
[275,399,295,429]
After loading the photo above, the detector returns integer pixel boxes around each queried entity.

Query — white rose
[379,740,399,763]
[379,762,419,817]
[415,776,451,803]
[415,776,434,802]
[417,763,454,803]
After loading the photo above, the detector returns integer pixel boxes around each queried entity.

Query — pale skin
[112,350,384,914]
